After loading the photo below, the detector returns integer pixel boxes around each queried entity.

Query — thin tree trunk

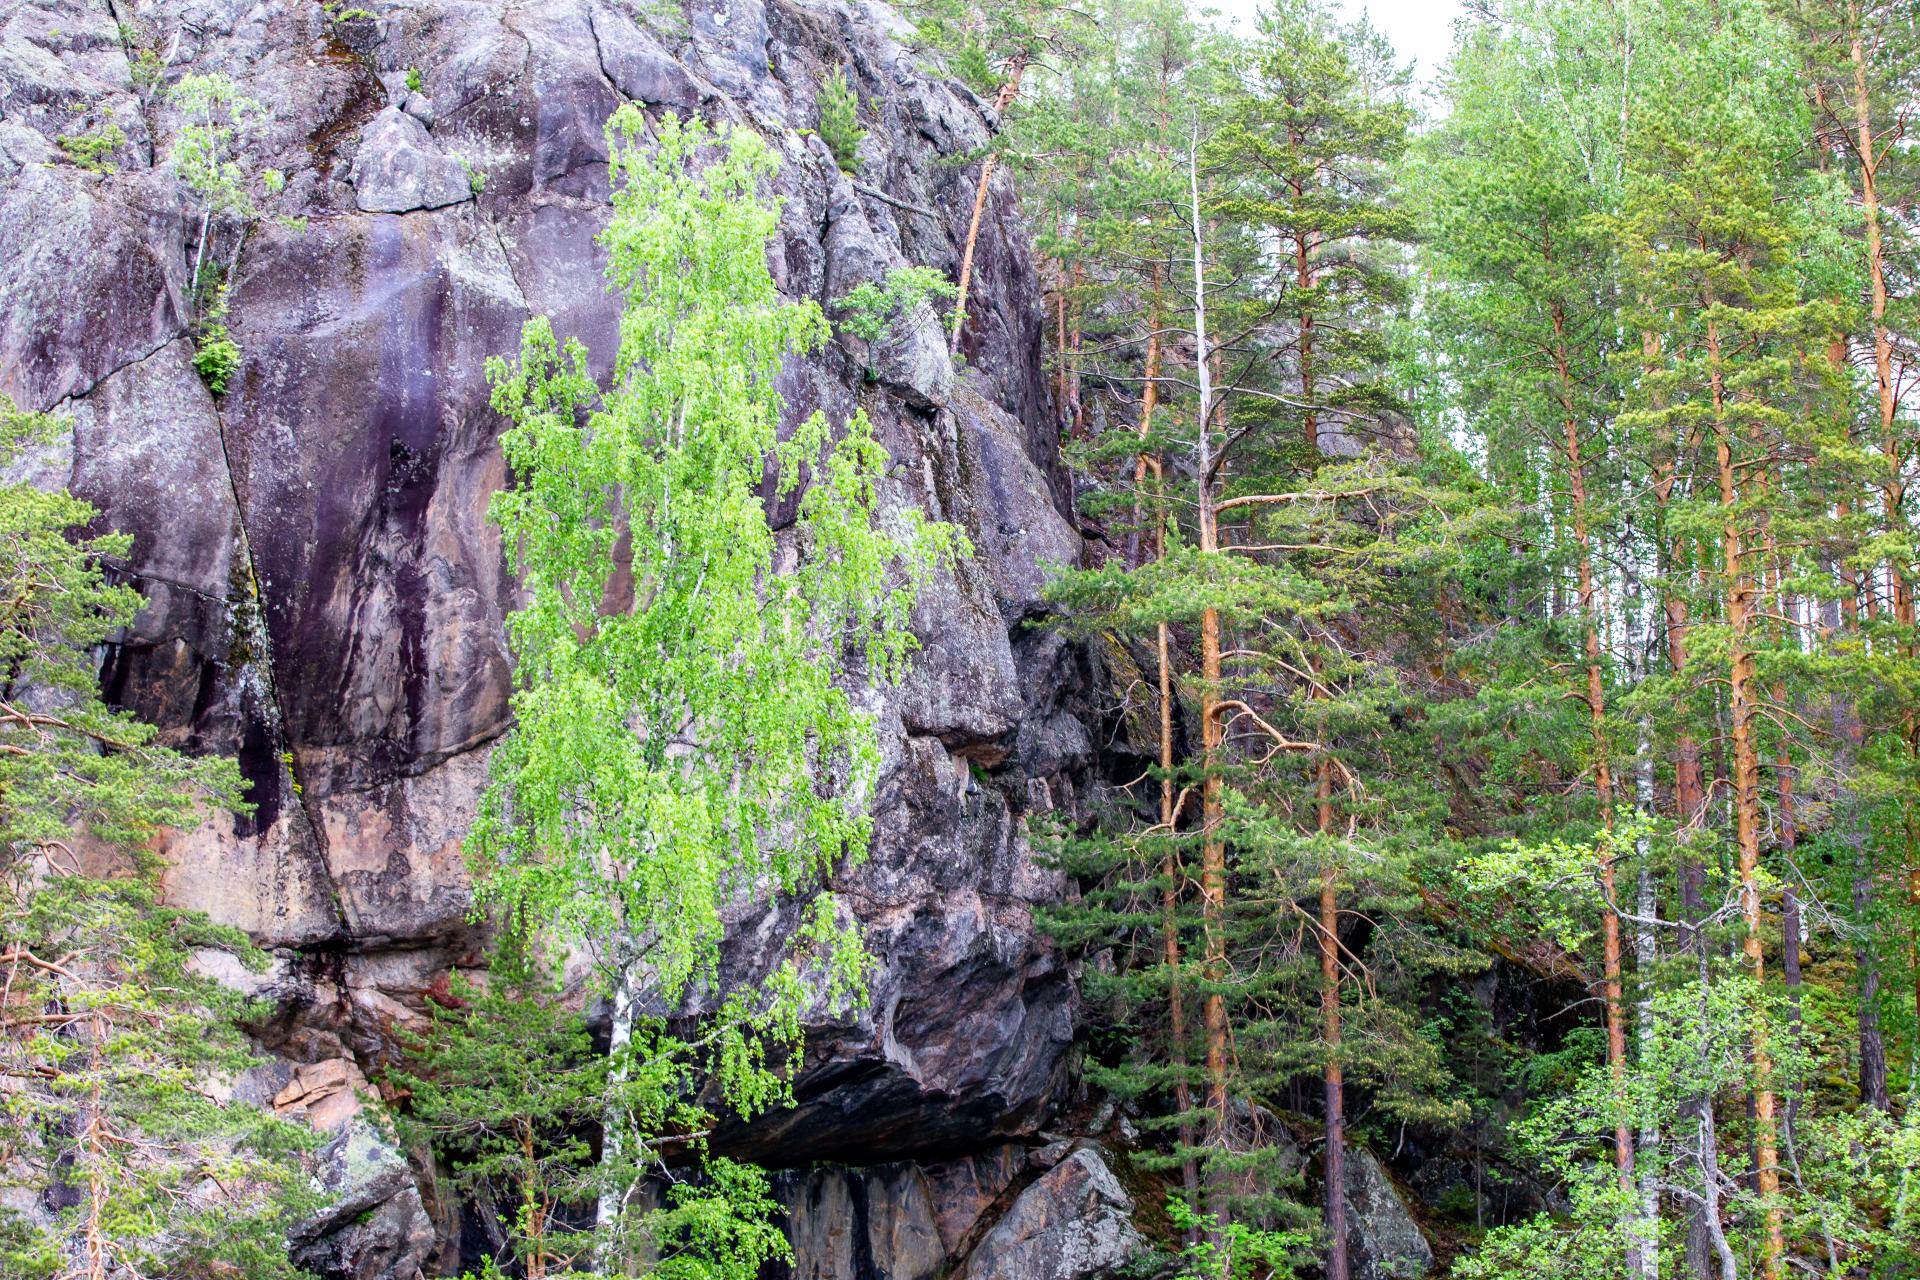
[1849,1,1920,1081]
[1297,179,1347,1280]
[1295,205,1318,455]
[1554,303,1634,1235]
[1319,747,1348,1280]
[593,961,638,1270]
[1188,120,1231,1275]
[1694,940,1739,1280]
[521,1118,548,1280]
[1851,8,1910,632]
[1128,269,1165,570]
[83,1088,109,1280]
[949,65,1027,354]
[1162,614,1202,1213]
[1055,260,1070,431]
[1706,308,1784,1280]
[1137,270,1200,1211]
[1632,592,1661,1280]
[1069,260,1086,438]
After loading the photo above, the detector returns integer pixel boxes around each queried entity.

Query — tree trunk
[1554,305,1634,1234]
[1849,3,1920,1085]
[1706,309,1784,1280]
[1320,858,1348,1280]
[1188,121,1231,1274]
[1851,9,1910,632]
[1129,274,1166,569]
[1295,206,1318,455]
[1296,174,1348,1280]
[1319,748,1347,1280]
[1162,613,1202,1213]
[949,64,1027,354]
[1693,940,1739,1280]
[1137,270,1199,1210]
[594,960,638,1271]
[1631,593,1661,1280]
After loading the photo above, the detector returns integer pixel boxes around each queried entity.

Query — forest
[0,0,1916,1278]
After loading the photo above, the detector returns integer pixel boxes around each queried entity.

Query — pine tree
[0,397,316,1280]
[903,0,1087,352]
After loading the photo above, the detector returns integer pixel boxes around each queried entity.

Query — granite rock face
[1346,1146,1437,1280]
[1,0,1116,1274]
[961,1147,1142,1280]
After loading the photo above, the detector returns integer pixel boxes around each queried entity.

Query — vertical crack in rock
[210,394,350,938]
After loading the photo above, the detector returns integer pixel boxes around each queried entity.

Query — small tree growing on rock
[833,265,957,381]
[817,65,866,174]
[168,74,281,395]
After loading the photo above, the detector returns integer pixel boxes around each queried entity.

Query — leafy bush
[833,266,957,378]
[192,327,242,395]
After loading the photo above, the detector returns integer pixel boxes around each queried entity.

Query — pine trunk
[949,64,1027,353]
[1706,310,1785,1280]
[1188,125,1231,1273]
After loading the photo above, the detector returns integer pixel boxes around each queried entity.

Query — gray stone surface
[348,107,471,212]
[292,1121,437,1280]
[1346,1145,1437,1280]
[961,1147,1142,1280]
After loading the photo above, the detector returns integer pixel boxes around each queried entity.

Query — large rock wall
[1,0,1129,1274]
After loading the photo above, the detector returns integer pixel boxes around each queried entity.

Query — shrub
[193,328,242,395]
[832,266,957,379]
[817,66,865,175]
[57,122,126,173]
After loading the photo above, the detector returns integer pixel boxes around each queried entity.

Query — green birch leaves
[475,104,961,1041]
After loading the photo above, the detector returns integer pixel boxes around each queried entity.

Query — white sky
[1209,0,1467,87]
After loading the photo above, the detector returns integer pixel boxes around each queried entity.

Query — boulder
[1345,1146,1436,1280]
[348,108,471,213]
[292,1121,436,1280]
[961,1147,1142,1280]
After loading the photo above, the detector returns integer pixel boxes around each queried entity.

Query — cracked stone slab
[348,107,472,213]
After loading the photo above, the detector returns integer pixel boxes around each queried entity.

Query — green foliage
[129,46,165,95]
[457,154,488,194]
[644,1159,792,1279]
[405,65,424,93]
[904,0,1086,99]
[193,326,242,394]
[192,282,242,395]
[1165,1199,1312,1279]
[169,74,267,221]
[817,65,865,173]
[57,121,126,173]
[832,266,956,377]
[477,106,959,1004]
[471,104,963,1273]
[0,397,312,1277]
[0,401,247,844]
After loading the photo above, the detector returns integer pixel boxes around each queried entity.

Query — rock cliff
[4,0,1111,1272]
